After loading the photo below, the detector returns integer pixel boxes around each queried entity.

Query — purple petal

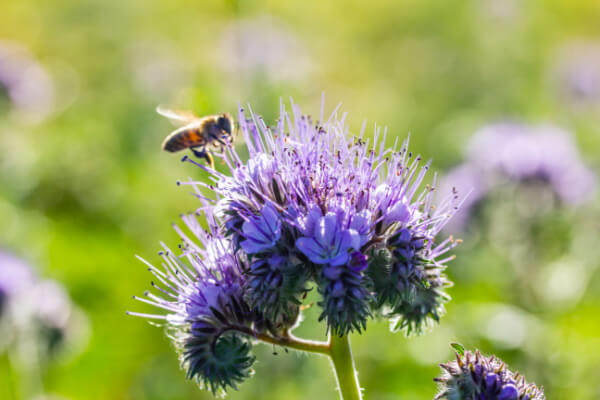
[317,213,339,247]
[485,373,499,390]
[262,204,282,238]
[350,210,372,245]
[329,251,350,267]
[384,201,411,224]
[297,206,322,236]
[296,237,329,264]
[241,237,272,254]
[497,385,518,400]
[242,220,271,245]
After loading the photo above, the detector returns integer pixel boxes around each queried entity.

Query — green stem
[255,332,330,355]
[329,333,362,400]
[250,329,362,399]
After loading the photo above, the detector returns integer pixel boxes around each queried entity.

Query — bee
[157,105,234,169]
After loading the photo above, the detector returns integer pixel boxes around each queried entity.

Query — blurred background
[1,0,599,399]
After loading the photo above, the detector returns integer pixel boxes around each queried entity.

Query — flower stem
[250,329,362,399]
[329,333,362,400]
[255,332,330,355]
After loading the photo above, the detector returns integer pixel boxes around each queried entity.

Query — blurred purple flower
[0,251,36,315]
[218,16,314,83]
[442,122,596,231]
[553,41,600,105]
[128,38,188,97]
[0,251,86,358]
[0,41,54,122]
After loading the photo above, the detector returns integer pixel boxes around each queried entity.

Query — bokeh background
[1,0,600,399]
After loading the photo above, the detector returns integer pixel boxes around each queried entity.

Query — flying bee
[157,105,234,169]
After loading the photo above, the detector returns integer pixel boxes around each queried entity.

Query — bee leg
[205,152,215,169]
[191,147,215,169]
[190,147,206,159]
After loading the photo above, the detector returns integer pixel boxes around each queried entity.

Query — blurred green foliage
[1,0,599,399]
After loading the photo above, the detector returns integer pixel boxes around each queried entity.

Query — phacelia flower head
[177,99,462,336]
[435,345,545,400]
[130,209,266,396]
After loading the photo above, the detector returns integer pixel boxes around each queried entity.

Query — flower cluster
[208,103,461,336]
[435,346,545,400]
[442,122,596,231]
[130,212,269,396]
[133,100,461,394]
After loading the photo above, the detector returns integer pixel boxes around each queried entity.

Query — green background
[1,0,599,399]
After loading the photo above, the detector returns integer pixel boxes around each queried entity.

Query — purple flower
[130,209,262,395]
[441,122,597,231]
[435,346,545,400]
[296,211,361,266]
[468,123,596,204]
[553,41,600,105]
[1,251,85,358]
[241,203,282,254]
[0,41,55,122]
[217,16,314,83]
[0,251,36,311]
[164,99,462,336]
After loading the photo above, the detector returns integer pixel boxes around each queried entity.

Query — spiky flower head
[132,99,464,397]
[435,345,545,400]
[130,210,269,396]
[178,99,462,336]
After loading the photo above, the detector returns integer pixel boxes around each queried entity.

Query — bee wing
[156,104,199,126]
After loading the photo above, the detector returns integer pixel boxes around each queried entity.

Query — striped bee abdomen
[162,128,206,152]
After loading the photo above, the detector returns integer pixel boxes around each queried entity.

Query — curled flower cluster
[435,347,545,400]
[131,213,268,395]
[133,101,461,394]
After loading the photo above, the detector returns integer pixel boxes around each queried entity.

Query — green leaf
[450,342,465,356]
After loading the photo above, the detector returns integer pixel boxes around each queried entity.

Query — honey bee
[157,105,234,169]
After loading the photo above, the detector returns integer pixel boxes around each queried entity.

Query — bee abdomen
[162,128,204,152]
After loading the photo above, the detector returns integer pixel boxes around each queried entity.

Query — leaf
[450,342,465,356]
